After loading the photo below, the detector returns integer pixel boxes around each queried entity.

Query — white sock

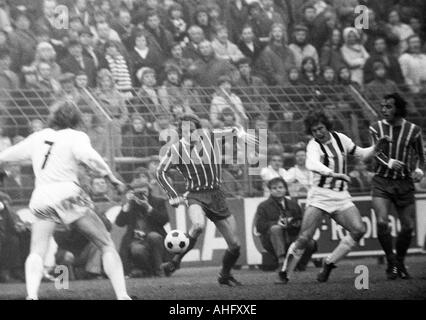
[281,242,305,276]
[25,253,44,300]
[102,250,130,300]
[326,235,357,264]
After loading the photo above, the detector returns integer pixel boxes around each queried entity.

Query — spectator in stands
[165,42,193,77]
[31,42,61,80]
[287,67,301,86]
[129,31,163,86]
[284,148,311,197]
[210,75,248,127]
[0,192,25,283]
[8,10,37,73]
[21,65,39,89]
[319,28,346,73]
[340,27,369,86]
[299,57,319,85]
[116,179,169,278]
[256,23,296,85]
[165,3,188,44]
[364,37,405,85]
[259,0,288,37]
[194,5,215,41]
[225,0,250,43]
[29,118,44,133]
[180,74,208,119]
[94,20,122,50]
[35,61,62,94]
[111,7,135,51]
[122,114,158,159]
[0,2,12,33]
[0,49,19,91]
[35,0,68,45]
[182,25,204,61]
[144,10,173,58]
[362,8,399,54]
[348,159,374,194]
[398,35,426,94]
[332,0,359,28]
[337,65,358,87]
[69,0,91,27]
[310,7,337,52]
[318,66,337,85]
[255,177,317,271]
[288,24,319,71]
[247,2,282,45]
[211,24,245,63]
[103,41,133,96]
[408,15,425,43]
[0,29,9,52]
[79,27,101,68]
[386,8,415,55]
[237,24,264,65]
[233,57,269,119]
[158,64,186,113]
[260,152,287,197]
[190,40,236,87]
[130,67,164,124]
[365,61,399,98]
[59,40,97,88]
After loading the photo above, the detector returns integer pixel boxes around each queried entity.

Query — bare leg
[25,219,57,300]
[281,206,324,278]
[73,210,130,300]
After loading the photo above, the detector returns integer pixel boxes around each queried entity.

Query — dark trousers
[129,232,164,276]
[260,225,317,270]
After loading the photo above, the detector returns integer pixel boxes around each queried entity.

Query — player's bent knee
[228,245,240,256]
[146,232,163,243]
[296,236,310,249]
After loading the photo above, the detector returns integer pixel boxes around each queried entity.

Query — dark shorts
[371,175,415,208]
[186,188,231,222]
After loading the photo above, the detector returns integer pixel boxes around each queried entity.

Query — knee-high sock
[173,235,198,265]
[377,223,395,264]
[326,235,357,264]
[281,242,305,276]
[396,229,413,264]
[25,253,44,300]
[221,247,240,276]
[102,250,130,300]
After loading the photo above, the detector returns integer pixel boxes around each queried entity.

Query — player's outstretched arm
[156,145,183,207]
[306,141,350,182]
[413,129,425,182]
[0,135,34,164]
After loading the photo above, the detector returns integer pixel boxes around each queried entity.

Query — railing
[0,84,425,204]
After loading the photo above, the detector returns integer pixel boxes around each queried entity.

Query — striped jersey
[369,119,425,179]
[156,129,232,199]
[306,131,357,192]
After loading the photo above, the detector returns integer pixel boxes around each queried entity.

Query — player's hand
[169,197,187,208]
[332,173,351,182]
[388,159,405,171]
[412,168,424,183]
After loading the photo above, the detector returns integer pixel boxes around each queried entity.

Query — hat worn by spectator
[165,64,182,76]
[293,24,309,33]
[67,39,82,49]
[217,75,232,86]
[58,72,76,83]
[137,67,155,82]
[22,65,37,75]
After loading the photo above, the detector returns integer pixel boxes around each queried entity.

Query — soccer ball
[164,230,190,254]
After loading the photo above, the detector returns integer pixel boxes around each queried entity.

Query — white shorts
[29,182,94,225]
[306,186,355,215]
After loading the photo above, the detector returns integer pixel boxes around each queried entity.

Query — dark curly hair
[383,92,407,118]
[48,100,83,130]
[304,110,333,135]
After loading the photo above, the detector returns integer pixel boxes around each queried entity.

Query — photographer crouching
[116,179,170,278]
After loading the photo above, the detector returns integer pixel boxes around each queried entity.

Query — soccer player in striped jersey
[277,111,386,284]
[370,93,424,280]
[157,114,253,286]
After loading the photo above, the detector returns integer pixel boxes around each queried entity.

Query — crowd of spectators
[0,1,425,203]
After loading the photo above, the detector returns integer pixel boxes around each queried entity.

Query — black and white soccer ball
[164,229,190,254]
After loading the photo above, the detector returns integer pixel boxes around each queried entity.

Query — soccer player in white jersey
[0,101,131,300]
[277,110,386,284]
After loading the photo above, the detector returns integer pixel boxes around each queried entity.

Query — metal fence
[0,83,425,204]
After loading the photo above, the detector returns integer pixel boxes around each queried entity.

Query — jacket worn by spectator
[59,54,97,88]
[191,54,236,87]
[8,29,37,73]
[115,194,169,275]
[364,54,404,85]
